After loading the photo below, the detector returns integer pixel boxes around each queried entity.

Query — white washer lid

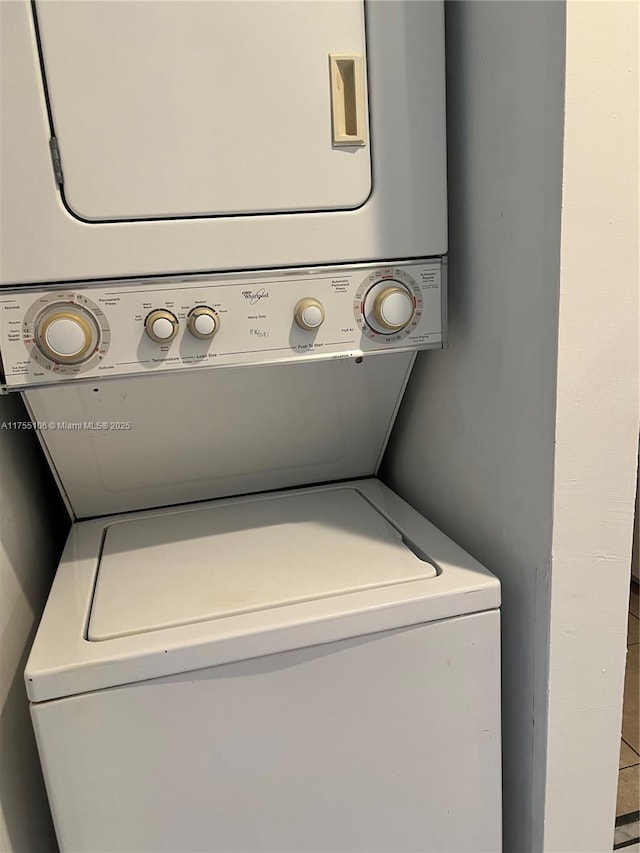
[88,488,437,641]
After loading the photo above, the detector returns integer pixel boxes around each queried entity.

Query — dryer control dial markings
[354,269,423,341]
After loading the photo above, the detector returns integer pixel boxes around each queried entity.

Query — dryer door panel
[35,0,371,221]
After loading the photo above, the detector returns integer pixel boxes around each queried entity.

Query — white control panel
[0,260,445,389]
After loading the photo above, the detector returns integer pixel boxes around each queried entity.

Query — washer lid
[88,489,437,641]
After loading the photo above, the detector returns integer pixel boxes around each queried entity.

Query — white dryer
[0,0,447,285]
[27,480,501,853]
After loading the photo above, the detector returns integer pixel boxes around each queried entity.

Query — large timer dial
[35,303,100,364]
[354,268,423,340]
[23,292,110,374]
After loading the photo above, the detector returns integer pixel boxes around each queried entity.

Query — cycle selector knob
[35,304,99,364]
[187,307,219,340]
[294,298,325,330]
[145,310,179,343]
[363,281,415,334]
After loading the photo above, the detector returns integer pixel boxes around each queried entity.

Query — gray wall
[0,393,69,852]
[382,2,566,850]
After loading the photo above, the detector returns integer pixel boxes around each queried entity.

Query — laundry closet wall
[0,394,69,853]
[383,1,639,851]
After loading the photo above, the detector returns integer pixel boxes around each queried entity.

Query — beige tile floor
[618,583,640,819]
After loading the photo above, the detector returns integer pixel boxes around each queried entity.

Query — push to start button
[295,298,325,330]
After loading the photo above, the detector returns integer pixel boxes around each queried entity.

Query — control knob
[35,303,99,364]
[294,298,325,330]
[145,310,179,343]
[363,281,415,334]
[187,306,219,340]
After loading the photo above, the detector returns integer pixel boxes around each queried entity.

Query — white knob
[145,310,179,343]
[46,317,88,357]
[376,288,414,329]
[362,281,416,334]
[295,298,325,330]
[36,305,98,364]
[187,307,219,340]
[194,313,215,336]
[151,318,174,340]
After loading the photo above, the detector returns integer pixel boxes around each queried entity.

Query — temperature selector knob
[35,304,99,364]
[363,282,415,334]
[294,298,325,330]
[145,310,179,343]
[187,307,219,340]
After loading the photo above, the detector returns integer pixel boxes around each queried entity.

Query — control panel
[0,259,445,389]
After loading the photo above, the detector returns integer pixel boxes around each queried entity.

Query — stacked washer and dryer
[0,2,501,851]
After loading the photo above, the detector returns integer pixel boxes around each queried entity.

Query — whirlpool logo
[241,288,269,305]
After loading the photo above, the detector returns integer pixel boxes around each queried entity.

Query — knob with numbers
[35,303,99,364]
[294,298,325,330]
[187,306,219,340]
[145,310,179,343]
[362,280,415,334]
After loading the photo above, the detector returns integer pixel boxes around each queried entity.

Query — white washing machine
[27,479,501,852]
[1,257,502,849]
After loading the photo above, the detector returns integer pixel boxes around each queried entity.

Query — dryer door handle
[329,54,367,147]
